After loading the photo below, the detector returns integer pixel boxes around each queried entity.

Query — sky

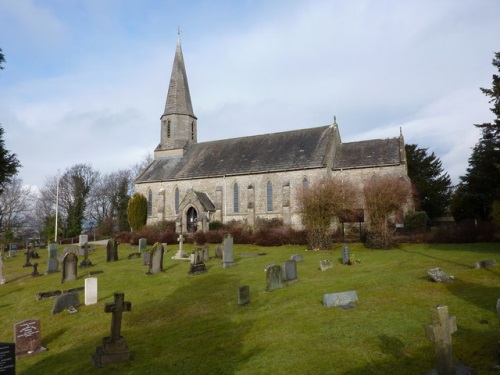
[0,0,499,190]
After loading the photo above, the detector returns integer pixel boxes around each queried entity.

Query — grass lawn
[1,242,500,374]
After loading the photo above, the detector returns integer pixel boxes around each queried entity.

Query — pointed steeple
[156,35,198,157]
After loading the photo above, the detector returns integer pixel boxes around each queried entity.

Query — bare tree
[299,177,359,250]
[363,174,412,249]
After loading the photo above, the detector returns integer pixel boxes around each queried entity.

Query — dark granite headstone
[106,239,119,262]
[342,245,351,265]
[188,248,207,275]
[266,265,284,292]
[61,252,78,284]
[92,292,132,367]
[14,319,46,358]
[51,292,80,315]
[146,243,164,275]
[0,342,15,375]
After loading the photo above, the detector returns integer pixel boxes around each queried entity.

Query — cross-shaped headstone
[177,235,184,251]
[104,292,131,342]
[425,305,457,375]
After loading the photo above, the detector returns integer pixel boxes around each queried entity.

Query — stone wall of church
[135,162,409,231]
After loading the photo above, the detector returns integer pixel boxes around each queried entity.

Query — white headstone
[79,235,88,246]
[85,277,98,305]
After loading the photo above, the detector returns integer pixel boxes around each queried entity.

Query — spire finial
[334,115,337,126]
[177,26,182,41]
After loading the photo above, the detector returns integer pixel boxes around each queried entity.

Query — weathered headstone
[22,251,32,268]
[291,254,303,262]
[266,265,284,292]
[47,243,58,259]
[320,259,333,271]
[79,234,88,246]
[342,244,351,265]
[51,292,80,315]
[188,248,207,275]
[85,278,98,306]
[60,246,78,261]
[427,268,453,283]
[0,256,4,285]
[323,290,359,308]
[61,252,78,284]
[425,305,474,375]
[79,243,92,269]
[172,234,188,260]
[283,259,298,285]
[0,342,15,375]
[222,234,236,268]
[106,239,118,262]
[146,243,164,275]
[31,263,40,277]
[92,292,132,367]
[202,245,209,261]
[14,319,46,357]
[142,251,151,266]
[474,259,496,269]
[264,264,275,272]
[214,245,223,259]
[138,238,147,255]
[238,286,250,306]
[46,259,59,274]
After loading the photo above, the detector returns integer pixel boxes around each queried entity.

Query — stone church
[135,38,409,233]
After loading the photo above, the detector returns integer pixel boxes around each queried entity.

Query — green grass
[1,242,500,374]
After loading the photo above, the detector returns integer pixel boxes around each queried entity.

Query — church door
[186,207,198,233]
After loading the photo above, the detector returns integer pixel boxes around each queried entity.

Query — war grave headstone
[61,252,78,284]
[323,290,359,308]
[188,248,207,275]
[31,263,40,277]
[85,277,98,305]
[0,342,15,375]
[51,292,80,315]
[79,243,93,269]
[266,265,284,292]
[214,244,223,259]
[92,292,132,367]
[474,259,496,269]
[14,319,46,358]
[283,259,298,285]
[106,239,119,262]
[291,254,303,262]
[222,234,236,268]
[320,259,333,271]
[238,286,250,306]
[342,244,351,265]
[427,268,453,283]
[172,234,188,260]
[425,305,475,375]
[146,243,164,275]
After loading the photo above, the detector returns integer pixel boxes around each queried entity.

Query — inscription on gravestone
[0,342,15,375]
[61,252,78,284]
[323,291,358,308]
[14,319,46,357]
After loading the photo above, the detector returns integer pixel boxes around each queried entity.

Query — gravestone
[88,270,104,276]
[0,342,15,375]
[222,234,236,268]
[425,305,474,375]
[106,239,119,262]
[79,235,88,246]
[46,259,59,274]
[60,246,78,261]
[35,290,62,300]
[79,243,92,269]
[48,243,58,259]
[320,259,333,271]
[202,245,209,261]
[427,268,453,283]
[266,265,284,292]
[188,248,207,275]
[323,290,359,308]
[51,292,80,315]
[14,319,46,357]
[92,292,132,367]
[291,254,303,262]
[238,286,250,306]
[171,234,188,260]
[61,252,78,284]
[0,256,4,285]
[31,263,40,277]
[214,245,223,259]
[142,252,151,266]
[8,244,16,258]
[22,251,32,268]
[138,238,147,254]
[474,259,496,269]
[85,278,98,305]
[283,259,298,285]
[146,243,164,275]
[342,245,351,265]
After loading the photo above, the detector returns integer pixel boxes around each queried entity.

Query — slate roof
[136,125,334,183]
[333,137,403,170]
[195,191,216,211]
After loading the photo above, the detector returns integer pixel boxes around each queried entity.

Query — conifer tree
[127,193,147,231]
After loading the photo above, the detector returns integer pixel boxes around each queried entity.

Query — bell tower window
[167,120,171,138]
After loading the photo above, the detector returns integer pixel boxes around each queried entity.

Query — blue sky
[0,0,499,189]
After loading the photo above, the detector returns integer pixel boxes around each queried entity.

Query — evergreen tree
[405,144,452,219]
[451,52,500,221]
[127,193,147,231]
[0,126,21,195]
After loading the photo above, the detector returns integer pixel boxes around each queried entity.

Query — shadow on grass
[446,279,500,312]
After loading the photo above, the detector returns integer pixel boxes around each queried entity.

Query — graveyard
[0,241,499,374]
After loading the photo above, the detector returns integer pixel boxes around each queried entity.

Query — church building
[135,38,409,233]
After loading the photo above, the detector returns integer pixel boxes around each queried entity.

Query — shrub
[193,231,207,245]
[255,217,284,229]
[209,221,224,231]
[205,230,225,244]
[127,193,147,231]
[404,211,428,230]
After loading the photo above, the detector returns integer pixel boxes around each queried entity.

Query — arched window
[266,181,273,212]
[167,120,171,138]
[302,177,309,190]
[233,183,239,213]
[175,187,180,214]
[147,189,153,216]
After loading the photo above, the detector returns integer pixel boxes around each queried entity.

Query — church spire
[157,34,197,156]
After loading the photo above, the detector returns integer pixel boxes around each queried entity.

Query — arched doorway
[186,207,198,233]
